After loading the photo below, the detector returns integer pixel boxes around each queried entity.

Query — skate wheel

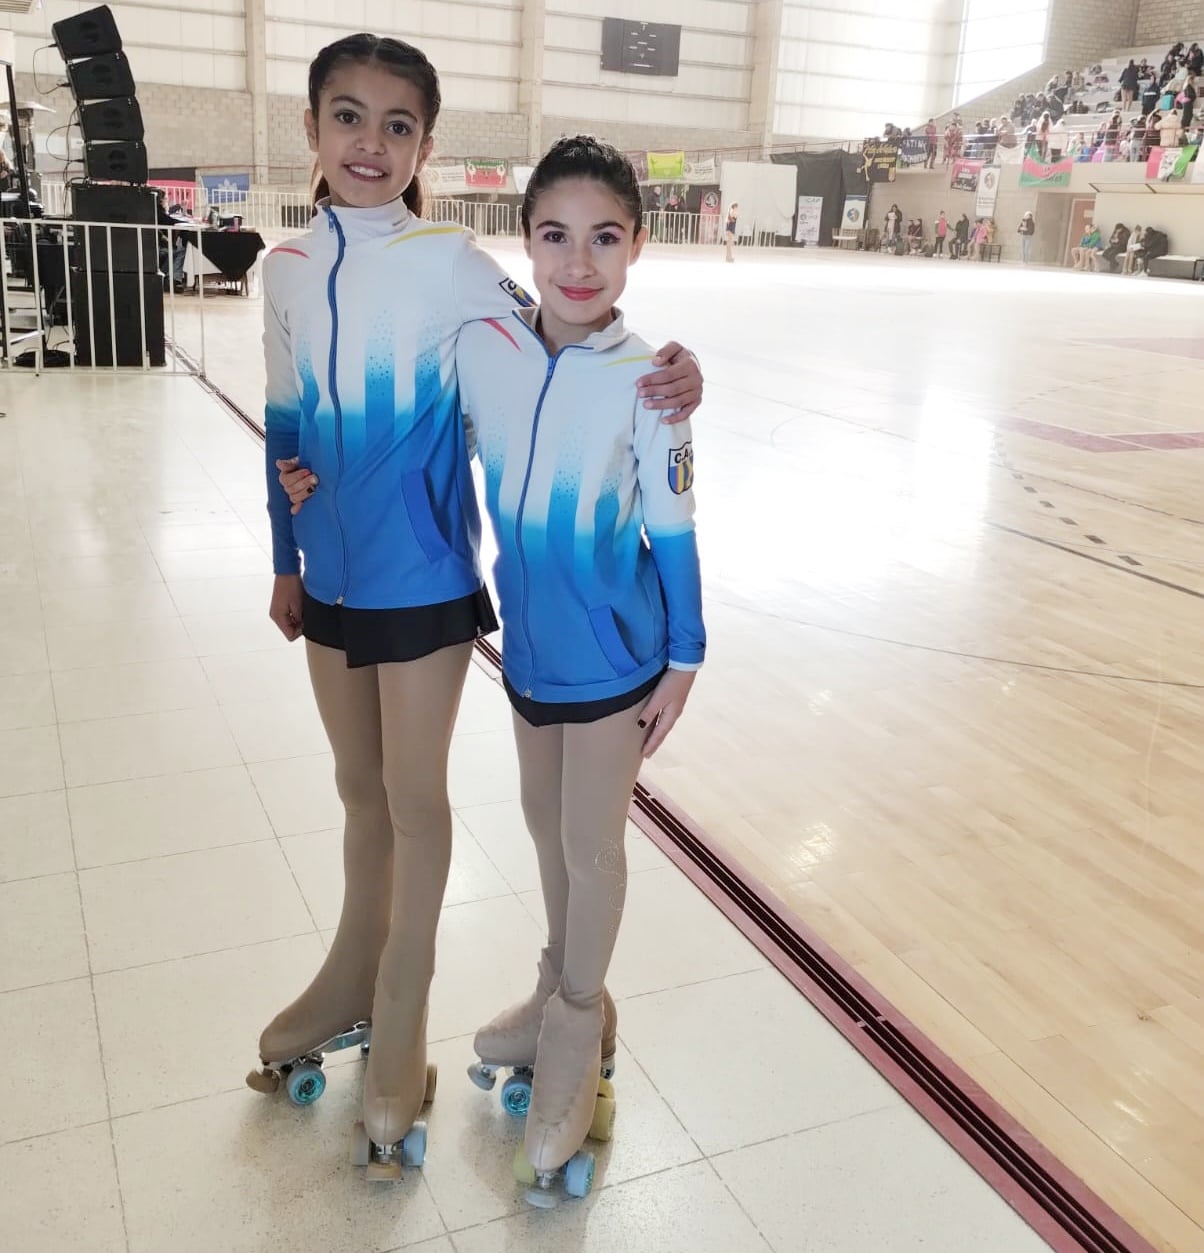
[512,1143,536,1186]
[564,1150,595,1198]
[365,1160,403,1182]
[424,1062,438,1104]
[525,1186,559,1209]
[401,1120,427,1168]
[501,1073,532,1118]
[596,1076,615,1101]
[350,1121,372,1168]
[245,1067,280,1095]
[285,1062,325,1106]
[467,1062,497,1092]
[588,1094,616,1143]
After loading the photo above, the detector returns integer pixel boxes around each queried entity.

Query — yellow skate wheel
[596,1076,615,1101]
[588,1094,616,1143]
[424,1062,438,1104]
[513,1143,536,1185]
[245,1068,280,1095]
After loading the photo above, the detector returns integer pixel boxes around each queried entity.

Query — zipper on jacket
[512,330,588,696]
[325,209,351,603]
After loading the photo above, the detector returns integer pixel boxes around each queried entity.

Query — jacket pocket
[401,469,452,562]
[588,606,640,677]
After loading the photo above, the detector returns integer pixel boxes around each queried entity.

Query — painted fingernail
[309,477,318,486]
[306,485,315,495]
[637,719,647,728]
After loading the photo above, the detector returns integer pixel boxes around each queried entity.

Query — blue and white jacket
[263,197,531,608]
[457,308,705,704]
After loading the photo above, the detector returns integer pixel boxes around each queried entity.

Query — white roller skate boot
[513,992,613,1208]
[350,990,436,1181]
[467,957,618,1120]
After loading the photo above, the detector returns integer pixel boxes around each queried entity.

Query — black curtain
[771,150,869,246]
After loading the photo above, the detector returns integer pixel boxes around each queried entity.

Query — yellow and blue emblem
[668,441,694,494]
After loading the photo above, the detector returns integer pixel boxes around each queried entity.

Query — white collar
[514,305,631,353]
[319,195,412,238]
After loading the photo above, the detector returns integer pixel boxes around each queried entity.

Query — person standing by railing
[723,202,738,263]
[1017,211,1035,264]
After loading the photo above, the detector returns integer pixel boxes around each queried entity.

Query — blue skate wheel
[564,1150,595,1198]
[401,1120,427,1168]
[501,1073,532,1118]
[285,1062,326,1106]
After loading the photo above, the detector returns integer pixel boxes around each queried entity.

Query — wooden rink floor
[182,240,1204,1252]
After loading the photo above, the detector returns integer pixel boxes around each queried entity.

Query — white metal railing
[0,217,269,375]
[429,198,518,236]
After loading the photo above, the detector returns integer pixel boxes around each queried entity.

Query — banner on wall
[426,162,471,196]
[840,195,867,232]
[647,151,686,179]
[1019,152,1072,187]
[861,141,899,182]
[683,156,717,184]
[465,158,508,188]
[898,136,928,167]
[1146,145,1198,180]
[950,158,982,192]
[975,166,1001,217]
[794,195,824,244]
[200,172,249,203]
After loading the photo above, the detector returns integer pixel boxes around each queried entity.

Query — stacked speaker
[53,4,163,366]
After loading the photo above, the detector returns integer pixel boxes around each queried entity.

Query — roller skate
[350,991,437,1181]
[512,992,614,1208]
[466,958,617,1121]
[245,955,378,1107]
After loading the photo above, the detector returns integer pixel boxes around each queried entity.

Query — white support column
[518,0,546,160]
[748,0,785,157]
[245,0,269,183]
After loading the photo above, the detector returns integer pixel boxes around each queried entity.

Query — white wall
[775,0,963,141]
[265,0,520,111]
[1092,188,1204,253]
[542,0,755,132]
[1,0,246,91]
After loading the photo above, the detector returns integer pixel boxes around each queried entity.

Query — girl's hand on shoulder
[637,669,697,758]
[269,573,304,642]
[276,457,318,516]
[639,343,703,424]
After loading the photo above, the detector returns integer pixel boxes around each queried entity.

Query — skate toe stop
[245,1068,280,1095]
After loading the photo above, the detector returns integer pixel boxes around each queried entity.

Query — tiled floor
[0,365,1050,1250]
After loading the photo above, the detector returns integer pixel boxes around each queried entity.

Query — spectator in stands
[1097,222,1129,272]
[951,213,970,259]
[1099,110,1123,159]
[1122,225,1144,274]
[1070,222,1101,269]
[1017,210,1035,264]
[1073,70,1086,91]
[1179,80,1196,133]
[996,115,1017,148]
[1036,110,1053,159]
[1189,43,1204,76]
[906,217,923,255]
[943,119,961,165]
[934,210,948,255]
[1128,116,1147,162]
[1120,60,1139,110]
[1159,105,1183,148]
[924,117,938,168]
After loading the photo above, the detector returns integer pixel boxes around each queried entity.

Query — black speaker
[70,183,159,273]
[84,140,148,184]
[79,97,144,143]
[67,51,136,101]
[71,269,165,366]
[53,5,122,61]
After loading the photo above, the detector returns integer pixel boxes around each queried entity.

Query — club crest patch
[668,442,694,494]
[498,277,536,307]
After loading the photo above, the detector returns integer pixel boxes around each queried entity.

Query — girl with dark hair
[250,36,703,1181]
[458,135,704,1205]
